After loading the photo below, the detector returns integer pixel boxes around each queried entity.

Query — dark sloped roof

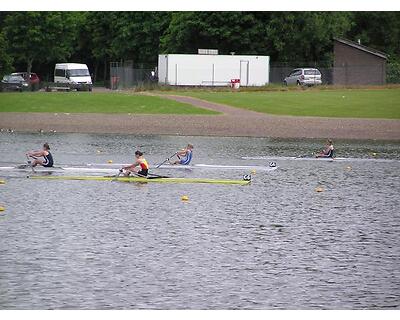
[334,38,388,60]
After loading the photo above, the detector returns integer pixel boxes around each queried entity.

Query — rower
[171,144,194,165]
[26,143,54,167]
[120,150,149,177]
[316,139,335,158]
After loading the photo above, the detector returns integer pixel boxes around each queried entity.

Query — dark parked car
[0,75,30,92]
[11,72,40,90]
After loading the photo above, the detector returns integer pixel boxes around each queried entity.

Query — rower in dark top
[26,143,54,167]
[316,139,335,158]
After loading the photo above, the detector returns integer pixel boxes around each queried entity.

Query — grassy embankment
[175,88,400,119]
[0,92,219,115]
[1,88,399,119]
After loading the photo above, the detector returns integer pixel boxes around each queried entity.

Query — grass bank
[174,88,400,119]
[0,92,218,115]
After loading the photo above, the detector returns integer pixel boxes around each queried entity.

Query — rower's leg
[32,159,44,167]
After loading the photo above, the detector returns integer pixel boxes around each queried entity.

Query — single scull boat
[28,175,252,185]
[86,163,278,171]
[241,156,398,163]
[0,163,278,173]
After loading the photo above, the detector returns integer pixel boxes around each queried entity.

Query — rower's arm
[27,150,44,157]
[176,149,187,156]
[123,161,139,170]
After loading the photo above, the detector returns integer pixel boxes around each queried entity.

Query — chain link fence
[109,61,157,90]
[109,61,399,89]
[271,62,400,85]
[270,62,331,84]
[387,62,400,84]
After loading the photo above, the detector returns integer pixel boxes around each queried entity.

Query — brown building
[333,38,388,85]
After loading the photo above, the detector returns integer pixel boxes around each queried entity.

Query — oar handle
[155,152,177,168]
[26,154,35,173]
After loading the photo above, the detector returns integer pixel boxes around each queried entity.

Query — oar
[295,153,314,159]
[26,154,35,173]
[112,168,124,180]
[103,168,124,179]
[106,167,170,180]
[111,168,148,179]
[155,152,177,168]
[147,172,170,179]
[130,171,170,180]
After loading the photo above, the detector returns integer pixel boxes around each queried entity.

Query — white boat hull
[86,163,278,171]
[0,163,278,173]
[241,156,399,163]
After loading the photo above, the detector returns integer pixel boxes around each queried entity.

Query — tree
[160,12,353,65]
[0,32,13,77]
[111,12,171,65]
[347,12,400,60]
[264,12,353,64]
[160,12,271,55]
[3,12,79,75]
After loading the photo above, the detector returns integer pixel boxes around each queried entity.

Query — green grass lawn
[0,92,218,115]
[177,89,400,119]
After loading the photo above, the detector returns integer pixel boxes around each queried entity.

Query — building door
[240,60,249,86]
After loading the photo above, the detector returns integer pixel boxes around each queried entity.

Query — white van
[54,63,92,91]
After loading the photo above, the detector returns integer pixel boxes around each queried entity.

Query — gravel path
[1,94,399,140]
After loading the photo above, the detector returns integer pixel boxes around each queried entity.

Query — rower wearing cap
[171,144,194,165]
[26,143,54,167]
[316,139,335,158]
[121,150,149,176]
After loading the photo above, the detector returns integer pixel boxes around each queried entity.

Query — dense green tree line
[0,11,399,81]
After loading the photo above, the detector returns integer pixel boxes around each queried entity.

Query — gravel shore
[1,95,399,140]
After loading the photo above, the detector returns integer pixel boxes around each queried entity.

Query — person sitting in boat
[171,144,194,165]
[26,143,54,167]
[121,150,149,177]
[316,139,335,158]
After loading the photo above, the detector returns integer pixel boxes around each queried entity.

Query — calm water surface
[0,132,399,309]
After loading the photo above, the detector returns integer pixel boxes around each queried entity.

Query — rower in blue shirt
[171,144,194,165]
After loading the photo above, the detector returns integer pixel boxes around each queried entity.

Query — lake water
[0,132,399,309]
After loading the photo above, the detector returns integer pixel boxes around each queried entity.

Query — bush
[387,62,400,84]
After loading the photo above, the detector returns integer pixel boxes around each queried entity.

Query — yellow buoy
[181,195,189,201]
[346,166,352,171]
[0,207,5,212]
[251,169,256,175]
[315,186,324,193]
[96,150,102,153]
[372,152,377,156]
[0,179,5,184]
[107,160,113,164]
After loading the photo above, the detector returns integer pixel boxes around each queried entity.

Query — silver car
[283,68,322,86]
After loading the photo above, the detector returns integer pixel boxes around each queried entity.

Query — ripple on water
[0,133,399,309]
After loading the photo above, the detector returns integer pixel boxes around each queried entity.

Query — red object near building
[230,78,240,89]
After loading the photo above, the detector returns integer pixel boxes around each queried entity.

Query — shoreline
[1,111,399,141]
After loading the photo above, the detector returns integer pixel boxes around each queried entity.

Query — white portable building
[158,54,270,86]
